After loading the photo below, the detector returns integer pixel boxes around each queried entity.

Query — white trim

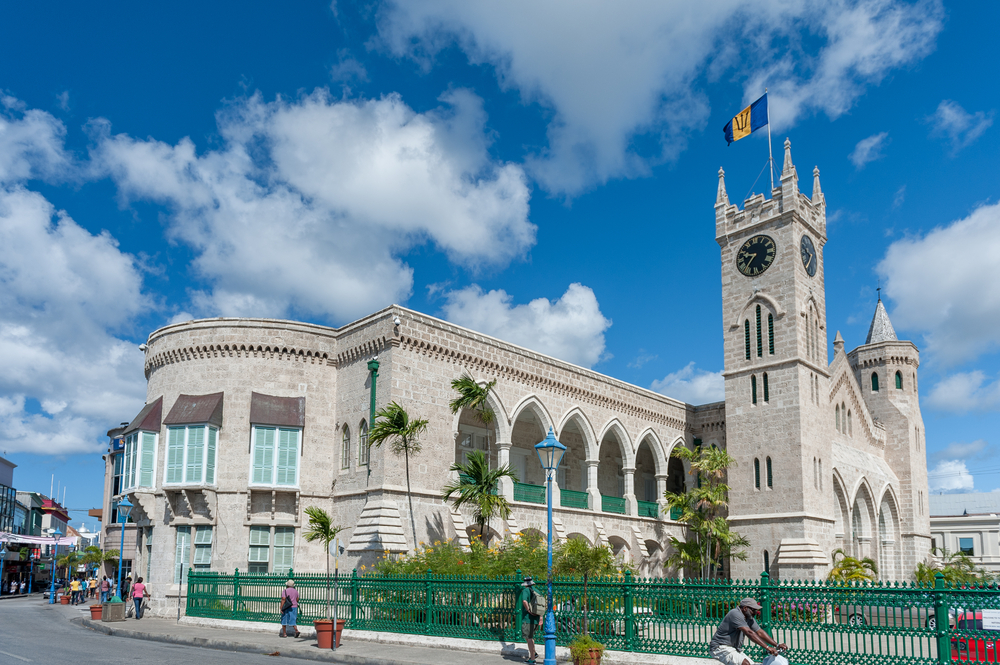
[162,424,219,488]
[248,425,302,489]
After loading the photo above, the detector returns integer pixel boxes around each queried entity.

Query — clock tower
[716,139,833,580]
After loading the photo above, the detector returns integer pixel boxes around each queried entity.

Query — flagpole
[766,87,774,192]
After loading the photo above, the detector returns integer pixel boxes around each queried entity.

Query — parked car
[951,611,999,662]
[834,601,938,630]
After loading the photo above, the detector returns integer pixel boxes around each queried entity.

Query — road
[0,598,288,665]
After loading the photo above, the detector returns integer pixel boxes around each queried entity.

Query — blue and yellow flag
[723,93,768,145]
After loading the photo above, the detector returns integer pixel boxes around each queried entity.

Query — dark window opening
[766,457,773,488]
[751,375,757,405]
[756,305,763,357]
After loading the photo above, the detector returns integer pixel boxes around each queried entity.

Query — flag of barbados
[723,93,768,145]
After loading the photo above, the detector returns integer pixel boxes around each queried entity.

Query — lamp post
[46,527,62,604]
[112,498,133,602]
[534,427,566,665]
[29,554,34,595]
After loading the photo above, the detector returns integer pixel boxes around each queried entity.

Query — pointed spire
[782,137,795,176]
[833,330,845,356]
[865,298,898,344]
[812,166,824,204]
[716,167,729,206]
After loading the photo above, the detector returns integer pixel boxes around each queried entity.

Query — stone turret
[866,297,897,344]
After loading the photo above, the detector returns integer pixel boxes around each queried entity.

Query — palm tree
[302,506,345,620]
[915,547,984,584]
[442,450,518,545]
[450,374,497,470]
[828,548,878,582]
[56,551,82,582]
[555,538,616,635]
[369,401,429,552]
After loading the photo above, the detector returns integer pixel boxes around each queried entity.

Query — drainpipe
[366,356,379,487]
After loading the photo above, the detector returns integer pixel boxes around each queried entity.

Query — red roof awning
[123,396,163,435]
[164,392,224,428]
[250,392,305,428]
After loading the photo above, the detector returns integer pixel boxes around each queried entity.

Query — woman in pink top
[131,577,146,620]
[279,580,300,638]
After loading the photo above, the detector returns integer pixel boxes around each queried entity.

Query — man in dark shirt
[709,598,786,665]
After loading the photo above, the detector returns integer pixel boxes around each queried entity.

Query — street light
[112,497,133,603]
[534,427,566,665]
[46,527,62,604]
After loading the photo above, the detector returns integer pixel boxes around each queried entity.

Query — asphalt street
[0,598,289,665]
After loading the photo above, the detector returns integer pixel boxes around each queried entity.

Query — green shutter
[768,313,774,354]
[766,457,773,488]
[205,427,217,485]
[186,426,205,484]
[756,305,762,357]
[166,428,184,484]
[252,427,275,485]
[276,428,298,486]
[174,526,191,584]
[751,375,757,404]
[754,459,760,489]
[273,527,294,575]
[744,320,751,360]
[139,432,155,487]
[763,373,769,402]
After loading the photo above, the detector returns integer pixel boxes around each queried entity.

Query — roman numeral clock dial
[736,234,776,277]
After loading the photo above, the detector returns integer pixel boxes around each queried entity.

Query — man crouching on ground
[709,598,787,665]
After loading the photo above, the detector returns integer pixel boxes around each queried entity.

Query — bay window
[250,426,301,487]
[122,431,158,491]
[165,425,218,486]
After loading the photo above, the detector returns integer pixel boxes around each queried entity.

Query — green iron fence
[188,569,997,664]
[560,489,589,510]
[513,482,545,504]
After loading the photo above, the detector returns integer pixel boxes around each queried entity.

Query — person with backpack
[519,576,545,664]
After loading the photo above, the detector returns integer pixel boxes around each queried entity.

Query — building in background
[0,456,15,534]
[930,492,1000,575]
[15,492,44,537]
[100,425,139,581]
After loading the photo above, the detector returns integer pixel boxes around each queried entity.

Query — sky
[1,1,998,534]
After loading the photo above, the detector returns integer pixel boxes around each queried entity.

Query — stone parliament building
[101,140,931,616]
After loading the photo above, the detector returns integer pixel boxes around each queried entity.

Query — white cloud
[379,0,942,194]
[930,439,992,463]
[0,104,149,455]
[94,88,534,322]
[925,372,1000,413]
[650,362,724,405]
[928,100,994,153]
[879,201,1000,365]
[440,283,611,368]
[928,460,975,493]
[892,185,906,209]
[849,132,889,168]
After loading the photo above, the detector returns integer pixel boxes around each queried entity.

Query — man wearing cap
[519,576,543,664]
[709,598,787,665]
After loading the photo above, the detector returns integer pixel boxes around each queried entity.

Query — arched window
[768,313,774,355]
[358,420,369,466]
[766,457,773,488]
[341,425,351,470]
[835,404,841,432]
[871,372,879,392]
[763,549,770,574]
[847,410,853,437]
[751,375,758,405]
[754,458,760,489]
[895,371,903,390]
[756,305,763,357]
[744,320,751,360]
[763,373,769,402]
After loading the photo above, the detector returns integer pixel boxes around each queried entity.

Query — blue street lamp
[112,498,133,603]
[534,427,566,665]
[46,527,62,604]
[29,553,35,595]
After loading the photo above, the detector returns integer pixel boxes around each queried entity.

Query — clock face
[800,234,817,277]
[736,235,776,277]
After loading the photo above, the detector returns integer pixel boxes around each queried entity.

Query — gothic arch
[566,532,592,545]
[878,487,902,580]
[851,479,878,560]
[510,394,555,434]
[831,471,850,541]
[729,291,786,330]
[448,380,512,444]
[557,407,599,461]
[596,418,635,467]
[634,427,667,476]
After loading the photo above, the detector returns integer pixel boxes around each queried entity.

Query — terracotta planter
[572,648,603,665]
[89,605,103,620]
[60,595,70,605]
[314,620,334,649]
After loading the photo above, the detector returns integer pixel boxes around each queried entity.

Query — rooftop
[929,492,1000,517]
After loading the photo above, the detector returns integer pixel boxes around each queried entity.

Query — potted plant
[89,603,103,620]
[569,634,605,665]
[302,506,345,649]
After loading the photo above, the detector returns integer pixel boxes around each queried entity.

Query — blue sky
[1,1,998,533]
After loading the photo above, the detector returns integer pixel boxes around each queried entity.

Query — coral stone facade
[107,140,930,616]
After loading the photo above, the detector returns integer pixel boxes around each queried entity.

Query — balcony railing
[601,495,626,514]
[513,482,545,504]
[637,500,659,518]
[559,489,589,510]
[670,506,682,520]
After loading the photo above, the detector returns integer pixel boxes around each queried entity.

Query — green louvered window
[139,432,156,488]
[744,320,751,360]
[166,427,185,484]
[895,371,903,390]
[251,426,301,488]
[756,305,763,357]
[185,426,205,484]
[123,431,158,491]
[174,526,191,584]
[751,375,757,405]
[165,425,219,486]
[871,372,879,392]
[766,457,773,488]
[248,526,270,573]
[763,373,769,402]
[754,458,760,489]
[205,428,217,485]
[768,313,774,354]
[273,527,295,575]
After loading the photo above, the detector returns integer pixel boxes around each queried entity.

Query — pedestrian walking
[131,577,146,619]
[88,576,96,599]
[10,579,18,595]
[19,580,26,594]
[518,575,544,664]
[709,598,788,665]
[278,580,300,638]
[70,577,81,605]
[100,576,110,603]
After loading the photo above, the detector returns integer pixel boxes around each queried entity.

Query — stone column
[586,460,601,511]
[497,442,514,502]
[623,466,637,517]
[655,474,669,519]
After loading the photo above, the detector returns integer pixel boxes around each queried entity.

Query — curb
[71,617,425,665]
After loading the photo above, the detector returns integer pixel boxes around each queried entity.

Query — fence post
[934,572,951,665]
[425,569,433,635]
[758,571,771,634]
[624,570,634,651]
[350,569,359,625]
[233,568,240,621]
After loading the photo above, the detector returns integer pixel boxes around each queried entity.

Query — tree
[369,401,429,552]
[449,374,497,470]
[442,450,519,545]
[915,548,985,585]
[555,538,616,635]
[663,444,749,579]
[302,506,346,620]
[56,551,82,581]
[828,548,878,582]
[80,545,112,576]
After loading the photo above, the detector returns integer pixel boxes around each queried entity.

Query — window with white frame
[193,526,213,569]
[274,527,294,575]
[174,526,191,584]
[165,425,218,486]
[248,526,270,573]
[122,431,158,491]
[341,426,351,470]
[248,525,295,574]
[250,426,301,487]
[359,420,369,466]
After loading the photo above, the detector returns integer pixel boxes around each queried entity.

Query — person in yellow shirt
[70,578,81,605]
[88,577,97,599]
